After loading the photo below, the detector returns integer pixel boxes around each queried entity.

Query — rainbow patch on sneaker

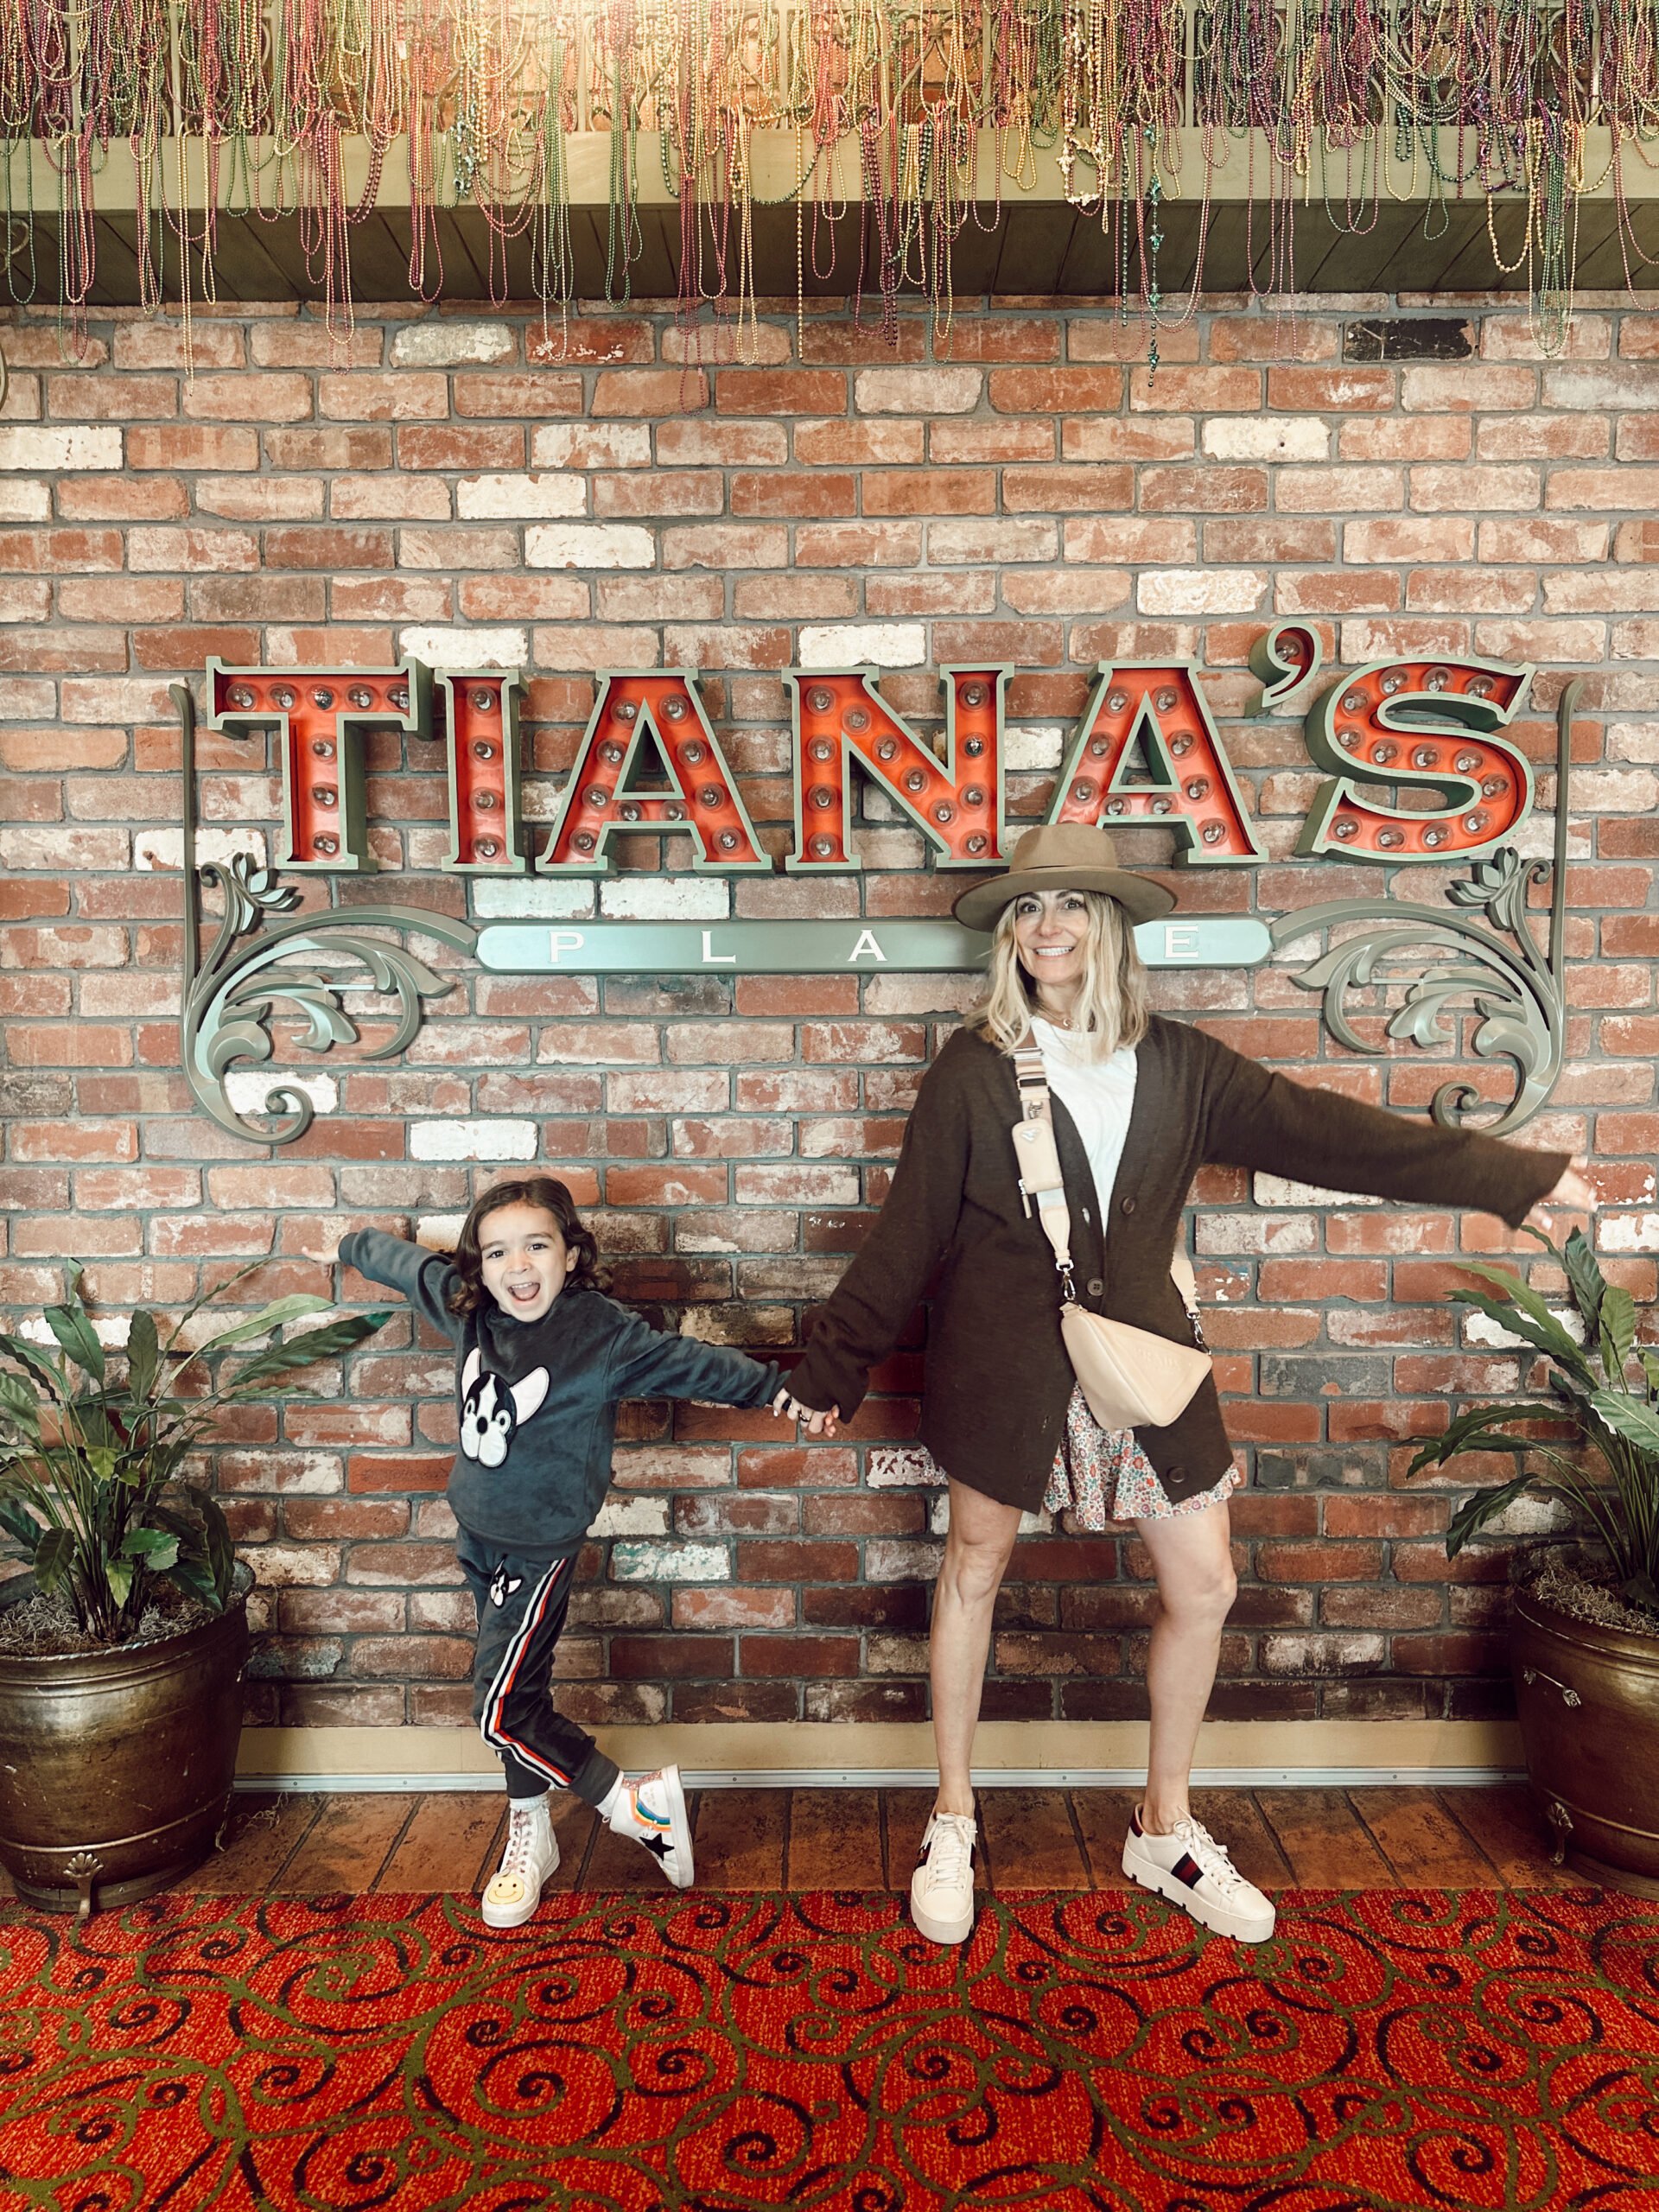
[631,1787,670,1832]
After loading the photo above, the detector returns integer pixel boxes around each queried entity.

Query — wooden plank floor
[149,1783,1573,1898]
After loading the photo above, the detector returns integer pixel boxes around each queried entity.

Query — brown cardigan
[788,1017,1569,1511]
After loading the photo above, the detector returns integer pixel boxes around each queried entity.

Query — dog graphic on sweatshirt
[460,1347,550,1468]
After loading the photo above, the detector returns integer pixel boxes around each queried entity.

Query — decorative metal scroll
[175,683,477,1145]
[1268,682,1579,1138]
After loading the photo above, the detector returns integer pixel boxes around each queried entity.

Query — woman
[781,822,1592,1948]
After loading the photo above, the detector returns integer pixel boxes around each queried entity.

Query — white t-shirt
[1030,1018,1138,1217]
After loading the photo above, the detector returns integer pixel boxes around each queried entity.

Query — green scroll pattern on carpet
[0,1889,1656,2210]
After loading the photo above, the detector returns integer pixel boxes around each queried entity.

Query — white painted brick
[1138,569,1268,615]
[0,483,50,520]
[136,827,267,873]
[1560,768,1659,814]
[22,1314,130,1349]
[1005,723,1065,771]
[472,876,596,918]
[398,626,527,669]
[1253,1173,1381,1209]
[532,423,653,469]
[1481,1493,1576,1536]
[866,1448,944,1490]
[1196,1215,1319,1255]
[610,1539,729,1583]
[865,1538,943,1581]
[0,425,122,471]
[591,1496,672,1538]
[526,524,655,569]
[600,876,731,920]
[1597,1211,1659,1255]
[1463,1305,1584,1351]
[391,322,517,367]
[798,622,926,670]
[1203,417,1330,462]
[243,1543,342,1589]
[225,1070,338,1117]
[1610,722,1659,764]
[415,1213,466,1250]
[1507,813,1592,861]
[457,474,587,519]
[409,1118,537,1162]
[854,367,982,413]
[2,826,130,870]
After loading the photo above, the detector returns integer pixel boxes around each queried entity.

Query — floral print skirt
[1044,1385,1242,1531]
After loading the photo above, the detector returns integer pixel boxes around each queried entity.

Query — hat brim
[952,862,1177,934]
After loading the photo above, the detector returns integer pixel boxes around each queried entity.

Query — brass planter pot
[1512,1578,1659,1897]
[0,1573,250,1916]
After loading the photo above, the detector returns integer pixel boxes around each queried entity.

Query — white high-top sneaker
[909,1808,979,1946]
[480,1796,560,1929]
[605,1764,695,1889]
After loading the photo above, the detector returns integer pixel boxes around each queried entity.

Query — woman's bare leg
[930,1479,1023,1815]
[1132,1497,1237,1832]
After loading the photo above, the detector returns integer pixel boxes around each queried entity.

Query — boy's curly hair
[445,1176,601,1319]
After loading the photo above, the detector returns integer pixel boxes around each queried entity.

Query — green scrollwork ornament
[175,683,477,1145]
[1268,682,1579,1138]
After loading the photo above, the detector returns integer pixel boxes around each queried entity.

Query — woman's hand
[1529,1156,1596,1223]
[771,1387,840,1438]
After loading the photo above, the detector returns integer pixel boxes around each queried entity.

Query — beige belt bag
[1011,1044,1211,1432]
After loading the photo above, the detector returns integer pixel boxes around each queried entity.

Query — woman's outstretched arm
[1196,1030,1580,1228]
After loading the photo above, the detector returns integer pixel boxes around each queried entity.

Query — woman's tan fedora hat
[952,822,1177,932]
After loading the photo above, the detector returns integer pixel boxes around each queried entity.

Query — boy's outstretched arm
[606,1310,785,1410]
[339,1226,463,1342]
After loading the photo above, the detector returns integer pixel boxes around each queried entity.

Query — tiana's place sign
[203,625,1540,883]
[177,645,1577,1147]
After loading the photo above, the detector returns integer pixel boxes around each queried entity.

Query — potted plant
[0,1263,386,1916]
[1410,1225,1659,1895]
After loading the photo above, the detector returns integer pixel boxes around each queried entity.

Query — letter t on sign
[206,658,432,874]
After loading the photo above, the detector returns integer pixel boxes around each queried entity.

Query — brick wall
[3,291,1656,1737]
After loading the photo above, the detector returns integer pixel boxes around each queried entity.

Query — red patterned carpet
[1,1888,1656,2211]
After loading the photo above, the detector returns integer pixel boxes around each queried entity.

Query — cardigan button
[1119,1195,1136,1215]
[1085,1276,1104,1299]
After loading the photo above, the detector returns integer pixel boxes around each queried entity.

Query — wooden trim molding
[237,1719,1525,1792]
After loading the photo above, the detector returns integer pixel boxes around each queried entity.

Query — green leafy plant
[1409,1226,1659,1621]
[0,1264,389,1645]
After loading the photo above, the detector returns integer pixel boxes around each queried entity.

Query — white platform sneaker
[481,1795,560,1929]
[909,1808,979,1946]
[1122,1808,1275,1944]
[605,1764,696,1889]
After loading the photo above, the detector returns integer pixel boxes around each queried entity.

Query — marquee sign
[175,651,1580,1153]
[202,632,1540,880]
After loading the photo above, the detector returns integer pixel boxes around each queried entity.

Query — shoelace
[497,1808,540,1881]
[921,1815,974,1893]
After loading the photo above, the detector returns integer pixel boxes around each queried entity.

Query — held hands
[771,1387,840,1438]
[1529,1156,1596,1225]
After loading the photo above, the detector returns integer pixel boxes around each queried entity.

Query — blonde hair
[968,888,1151,1061]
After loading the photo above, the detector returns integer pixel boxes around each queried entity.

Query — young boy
[340,1175,786,1927]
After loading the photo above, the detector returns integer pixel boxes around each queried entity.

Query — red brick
[592,370,709,416]
[716,370,843,415]
[988,368,1124,411]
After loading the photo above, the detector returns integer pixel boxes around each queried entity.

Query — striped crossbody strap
[1009,1039,1201,1329]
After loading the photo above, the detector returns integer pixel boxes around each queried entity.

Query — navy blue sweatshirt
[340,1230,785,1558]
